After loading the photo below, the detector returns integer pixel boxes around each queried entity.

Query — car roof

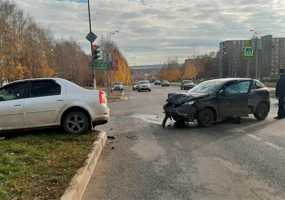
[1,78,68,88]
[7,78,63,84]
[208,78,253,83]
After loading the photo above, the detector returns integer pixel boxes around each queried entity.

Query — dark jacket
[276,74,285,98]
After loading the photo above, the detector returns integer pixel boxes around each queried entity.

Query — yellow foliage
[159,67,182,81]
[111,48,132,85]
[182,62,199,80]
[39,65,56,77]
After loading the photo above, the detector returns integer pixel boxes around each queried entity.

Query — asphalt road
[83,86,285,200]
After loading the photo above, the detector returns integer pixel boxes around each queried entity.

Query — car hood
[167,92,209,105]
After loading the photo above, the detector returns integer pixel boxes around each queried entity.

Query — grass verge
[0,130,97,200]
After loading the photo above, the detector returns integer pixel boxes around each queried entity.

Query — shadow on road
[0,127,97,140]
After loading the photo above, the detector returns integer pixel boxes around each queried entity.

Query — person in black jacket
[275,68,285,119]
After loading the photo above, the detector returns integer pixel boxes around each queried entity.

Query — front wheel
[62,111,90,134]
[197,108,215,127]
[254,102,270,121]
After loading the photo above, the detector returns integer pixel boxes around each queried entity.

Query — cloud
[15,0,285,65]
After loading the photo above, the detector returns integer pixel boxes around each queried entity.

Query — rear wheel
[198,108,215,127]
[62,111,90,134]
[254,102,269,121]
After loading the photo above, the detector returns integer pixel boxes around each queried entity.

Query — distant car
[154,80,161,85]
[137,80,151,92]
[181,80,196,90]
[133,84,138,91]
[133,82,139,91]
[112,84,124,92]
[161,80,170,87]
[163,78,270,127]
[0,78,110,134]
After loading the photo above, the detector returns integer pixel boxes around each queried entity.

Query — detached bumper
[164,104,197,121]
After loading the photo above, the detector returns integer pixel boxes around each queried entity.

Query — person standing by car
[275,68,285,119]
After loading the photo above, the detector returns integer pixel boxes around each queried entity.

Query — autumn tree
[0,0,93,86]
[181,60,199,80]
[96,37,132,87]
[159,58,182,81]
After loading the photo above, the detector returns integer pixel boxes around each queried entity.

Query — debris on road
[126,135,138,140]
[107,136,116,140]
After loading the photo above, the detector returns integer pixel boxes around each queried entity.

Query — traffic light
[92,44,100,61]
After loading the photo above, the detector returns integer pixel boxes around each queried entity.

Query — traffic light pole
[88,0,96,89]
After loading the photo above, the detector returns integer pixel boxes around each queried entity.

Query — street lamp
[250,29,260,79]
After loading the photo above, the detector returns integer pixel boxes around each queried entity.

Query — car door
[0,82,29,130]
[24,80,65,128]
[218,80,251,118]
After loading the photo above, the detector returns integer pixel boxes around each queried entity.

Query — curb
[60,131,107,200]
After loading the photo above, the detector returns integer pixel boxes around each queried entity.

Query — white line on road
[132,114,162,125]
[247,134,283,151]
[247,134,262,141]
[264,141,283,151]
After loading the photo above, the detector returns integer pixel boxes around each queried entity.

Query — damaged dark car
[163,78,270,127]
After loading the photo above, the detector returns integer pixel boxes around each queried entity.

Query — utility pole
[255,37,259,79]
[250,29,260,79]
[87,0,96,89]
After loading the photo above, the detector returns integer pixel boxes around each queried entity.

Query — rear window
[30,80,61,98]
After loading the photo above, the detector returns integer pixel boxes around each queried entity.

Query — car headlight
[185,101,195,105]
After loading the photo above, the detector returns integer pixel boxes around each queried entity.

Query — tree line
[0,0,93,86]
[159,52,219,81]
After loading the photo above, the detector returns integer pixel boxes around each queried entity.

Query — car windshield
[62,79,84,89]
[183,80,193,84]
[189,80,223,94]
[139,81,149,84]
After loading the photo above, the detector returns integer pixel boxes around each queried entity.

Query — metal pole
[88,0,96,89]
[255,38,258,79]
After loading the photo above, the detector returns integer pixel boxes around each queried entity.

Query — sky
[16,0,285,65]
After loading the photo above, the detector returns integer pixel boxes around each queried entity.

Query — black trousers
[278,97,285,117]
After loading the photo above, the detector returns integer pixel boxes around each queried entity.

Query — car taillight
[99,89,107,104]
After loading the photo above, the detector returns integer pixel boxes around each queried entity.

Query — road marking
[132,114,162,125]
[247,134,283,151]
[247,134,262,141]
[264,141,283,151]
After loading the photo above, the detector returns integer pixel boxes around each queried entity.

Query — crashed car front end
[163,93,205,123]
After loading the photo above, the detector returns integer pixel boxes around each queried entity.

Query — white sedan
[0,78,110,134]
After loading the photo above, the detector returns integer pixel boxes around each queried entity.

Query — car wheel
[254,102,269,121]
[197,108,214,127]
[62,111,90,134]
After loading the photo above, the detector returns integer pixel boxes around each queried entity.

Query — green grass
[0,130,97,200]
